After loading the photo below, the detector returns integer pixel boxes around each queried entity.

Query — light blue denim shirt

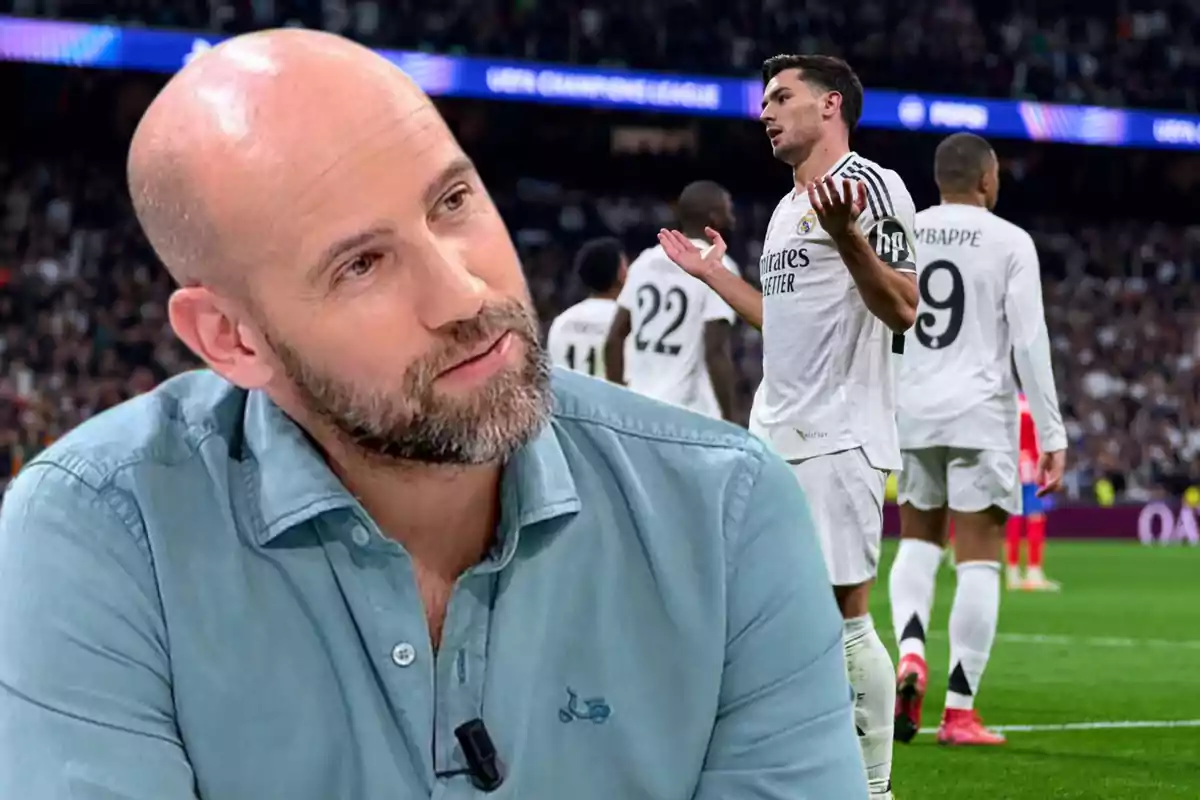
[0,368,866,799]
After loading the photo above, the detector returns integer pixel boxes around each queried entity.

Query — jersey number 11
[565,344,600,377]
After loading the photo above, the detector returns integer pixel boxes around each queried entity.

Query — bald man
[0,31,867,800]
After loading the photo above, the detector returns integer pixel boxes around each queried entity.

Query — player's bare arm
[703,320,738,421]
[809,176,917,333]
[658,228,764,330]
[603,307,632,384]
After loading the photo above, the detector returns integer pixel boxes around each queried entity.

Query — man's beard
[268,299,552,465]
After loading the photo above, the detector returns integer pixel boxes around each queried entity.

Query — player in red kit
[1007,392,1060,590]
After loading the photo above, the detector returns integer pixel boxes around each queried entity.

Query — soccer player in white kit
[888,133,1067,747]
[547,237,628,379]
[604,181,740,420]
[659,55,918,800]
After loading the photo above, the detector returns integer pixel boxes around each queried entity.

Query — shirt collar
[485,418,582,570]
[826,151,856,179]
[242,389,356,545]
[506,418,581,530]
[241,390,581,548]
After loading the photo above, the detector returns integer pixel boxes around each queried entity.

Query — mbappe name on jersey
[759,246,810,297]
[913,227,983,248]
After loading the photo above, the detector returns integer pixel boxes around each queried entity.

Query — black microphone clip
[455,718,504,792]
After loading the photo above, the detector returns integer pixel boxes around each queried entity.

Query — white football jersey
[749,152,916,470]
[897,203,1067,454]
[546,297,617,379]
[616,241,739,418]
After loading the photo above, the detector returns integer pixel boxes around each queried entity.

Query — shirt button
[391,642,417,667]
[351,526,370,547]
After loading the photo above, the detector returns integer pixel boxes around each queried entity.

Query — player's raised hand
[1036,449,1067,497]
[808,176,867,239]
[657,227,727,280]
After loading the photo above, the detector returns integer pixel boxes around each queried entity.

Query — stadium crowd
[4,0,1199,111]
[1,1,1199,502]
[3,143,1199,501]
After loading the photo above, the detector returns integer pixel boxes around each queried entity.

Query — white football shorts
[898,446,1020,516]
[788,448,887,586]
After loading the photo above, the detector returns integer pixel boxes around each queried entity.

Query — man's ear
[823,91,843,123]
[168,286,276,389]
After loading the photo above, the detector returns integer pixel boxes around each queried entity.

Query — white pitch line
[925,631,1200,650]
[917,719,1200,735]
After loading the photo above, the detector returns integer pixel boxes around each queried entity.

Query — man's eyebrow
[309,223,394,283]
[762,86,786,109]
[422,155,478,209]
[306,157,478,284]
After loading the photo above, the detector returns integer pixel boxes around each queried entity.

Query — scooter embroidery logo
[558,687,611,725]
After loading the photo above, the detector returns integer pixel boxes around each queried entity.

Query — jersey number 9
[915,259,965,350]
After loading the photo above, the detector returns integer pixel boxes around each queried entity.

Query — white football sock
[844,614,895,795]
[888,539,943,661]
[1006,564,1023,588]
[945,561,1001,711]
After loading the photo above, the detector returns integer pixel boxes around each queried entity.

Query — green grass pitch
[874,540,1200,799]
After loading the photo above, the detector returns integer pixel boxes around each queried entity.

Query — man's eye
[338,252,380,282]
[441,186,471,213]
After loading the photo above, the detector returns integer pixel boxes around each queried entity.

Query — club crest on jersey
[797,209,818,235]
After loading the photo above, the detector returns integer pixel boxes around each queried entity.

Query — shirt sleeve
[692,447,868,800]
[1005,233,1067,453]
[0,463,199,799]
[700,257,740,323]
[858,170,917,274]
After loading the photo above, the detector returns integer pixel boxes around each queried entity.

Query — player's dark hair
[934,132,996,194]
[573,237,625,294]
[676,180,729,237]
[761,54,863,131]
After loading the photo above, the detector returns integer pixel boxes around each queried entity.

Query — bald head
[139,27,542,469]
[676,180,734,237]
[128,29,430,289]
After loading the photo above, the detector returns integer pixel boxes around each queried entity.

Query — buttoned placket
[318,511,510,798]
[431,563,499,796]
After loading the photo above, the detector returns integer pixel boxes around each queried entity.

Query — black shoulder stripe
[858,163,895,218]
[844,165,881,221]
[849,160,894,219]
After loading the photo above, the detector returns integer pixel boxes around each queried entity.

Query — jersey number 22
[633,285,689,355]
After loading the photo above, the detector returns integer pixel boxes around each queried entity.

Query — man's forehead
[216,103,465,275]
[286,103,451,197]
[774,69,815,92]
[764,70,812,103]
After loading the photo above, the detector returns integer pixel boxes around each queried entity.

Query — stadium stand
[3,0,1198,110]
[0,4,1199,503]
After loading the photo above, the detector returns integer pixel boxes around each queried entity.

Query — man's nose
[414,239,486,330]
